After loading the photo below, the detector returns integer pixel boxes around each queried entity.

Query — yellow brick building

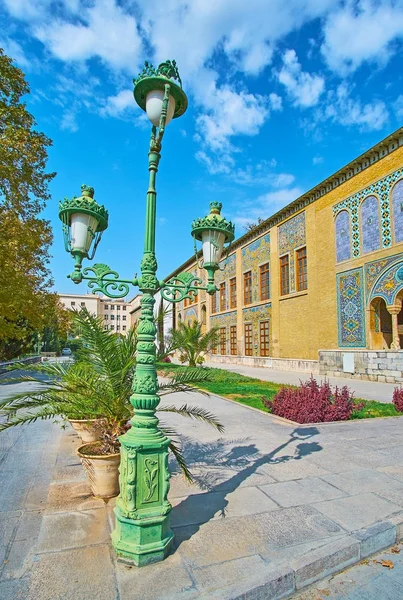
[168,127,403,381]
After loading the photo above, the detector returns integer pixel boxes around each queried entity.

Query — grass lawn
[157,362,401,421]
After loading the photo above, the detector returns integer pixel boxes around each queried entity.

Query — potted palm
[0,310,223,497]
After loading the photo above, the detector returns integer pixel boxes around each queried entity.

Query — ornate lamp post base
[112,510,173,567]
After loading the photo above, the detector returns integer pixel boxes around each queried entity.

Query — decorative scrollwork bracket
[71,263,138,299]
[159,271,216,303]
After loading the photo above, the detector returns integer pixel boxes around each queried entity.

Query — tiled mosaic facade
[392,179,403,243]
[184,307,198,323]
[370,261,403,305]
[241,234,270,304]
[333,168,403,258]
[335,210,351,262]
[336,268,366,347]
[242,303,271,356]
[364,253,403,299]
[361,195,381,254]
[278,212,306,293]
[210,310,237,354]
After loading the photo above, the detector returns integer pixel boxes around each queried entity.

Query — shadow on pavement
[172,426,322,547]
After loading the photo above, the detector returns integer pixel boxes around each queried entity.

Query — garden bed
[157,363,402,421]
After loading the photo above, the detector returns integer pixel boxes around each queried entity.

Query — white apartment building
[58,293,134,335]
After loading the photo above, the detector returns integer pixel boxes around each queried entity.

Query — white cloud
[269,92,283,111]
[313,155,324,165]
[101,89,135,117]
[394,95,403,118]
[233,185,304,228]
[33,0,142,71]
[322,83,389,131]
[60,110,78,132]
[195,79,269,151]
[322,0,403,74]
[0,38,30,68]
[276,49,325,107]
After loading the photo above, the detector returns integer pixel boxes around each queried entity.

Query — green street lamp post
[59,59,235,566]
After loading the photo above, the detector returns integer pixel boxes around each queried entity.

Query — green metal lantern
[133,60,188,126]
[191,201,235,289]
[59,184,108,282]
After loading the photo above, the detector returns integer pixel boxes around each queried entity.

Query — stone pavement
[293,542,403,599]
[3,385,403,598]
[204,361,397,403]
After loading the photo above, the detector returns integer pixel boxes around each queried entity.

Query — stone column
[387,299,402,350]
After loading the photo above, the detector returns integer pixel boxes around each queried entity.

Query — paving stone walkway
[2,382,403,598]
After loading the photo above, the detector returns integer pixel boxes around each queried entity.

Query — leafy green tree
[0,48,56,353]
[1,309,224,480]
[170,321,219,367]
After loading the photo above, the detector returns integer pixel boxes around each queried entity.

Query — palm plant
[0,309,224,481]
[170,320,219,367]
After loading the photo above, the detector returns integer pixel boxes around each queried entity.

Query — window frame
[243,270,252,305]
[296,246,308,291]
[219,327,226,355]
[244,322,253,356]
[229,277,237,308]
[259,320,270,357]
[259,262,270,301]
[219,282,226,312]
[211,292,217,314]
[280,254,290,296]
[230,325,237,355]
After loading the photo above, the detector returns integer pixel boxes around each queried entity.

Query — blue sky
[1,0,403,296]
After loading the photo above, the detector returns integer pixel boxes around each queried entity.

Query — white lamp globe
[201,230,226,266]
[70,213,99,255]
[146,90,176,127]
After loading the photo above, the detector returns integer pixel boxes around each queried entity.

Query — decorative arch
[391,179,403,244]
[369,260,403,307]
[335,210,351,263]
[360,195,380,254]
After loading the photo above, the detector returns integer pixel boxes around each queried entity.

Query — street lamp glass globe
[70,212,100,255]
[146,90,175,127]
[201,229,226,266]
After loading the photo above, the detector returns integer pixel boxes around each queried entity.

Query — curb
[207,514,403,600]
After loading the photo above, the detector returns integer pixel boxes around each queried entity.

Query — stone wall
[319,350,403,383]
[208,355,319,374]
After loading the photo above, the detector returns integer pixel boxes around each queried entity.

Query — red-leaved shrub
[393,387,403,412]
[263,377,361,424]
[161,356,172,363]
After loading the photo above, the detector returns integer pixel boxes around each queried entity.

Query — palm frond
[159,404,225,433]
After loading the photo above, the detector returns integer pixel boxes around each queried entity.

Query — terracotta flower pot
[68,419,104,443]
[77,442,120,499]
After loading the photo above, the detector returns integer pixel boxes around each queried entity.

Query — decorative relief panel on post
[333,168,403,258]
[242,303,271,356]
[241,234,270,303]
[336,268,366,347]
[278,213,306,293]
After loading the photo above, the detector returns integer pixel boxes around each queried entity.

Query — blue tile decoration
[242,303,271,356]
[184,307,197,323]
[361,195,381,254]
[335,210,351,262]
[241,234,270,303]
[364,252,403,300]
[392,179,403,243]
[337,268,366,347]
[370,260,403,305]
[333,167,403,257]
[210,310,237,354]
[278,213,306,292]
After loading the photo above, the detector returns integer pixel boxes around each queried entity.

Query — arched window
[361,195,380,253]
[335,211,351,262]
[178,313,182,322]
[392,179,403,243]
[201,305,206,325]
